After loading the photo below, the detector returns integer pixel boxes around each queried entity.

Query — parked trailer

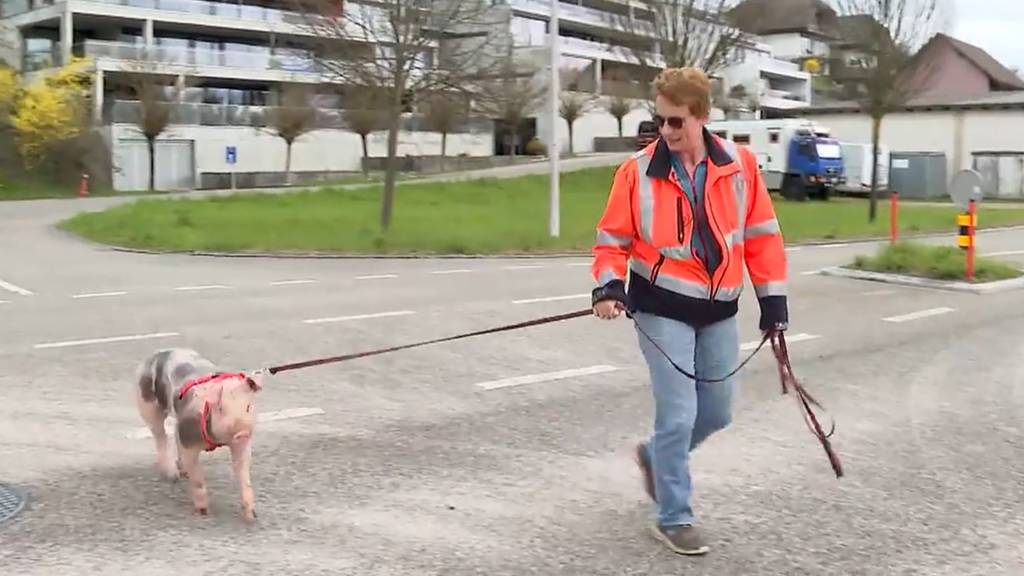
[706,119,845,200]
[837,142,890,195]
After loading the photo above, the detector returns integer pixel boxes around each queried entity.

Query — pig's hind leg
[135,354,178,480]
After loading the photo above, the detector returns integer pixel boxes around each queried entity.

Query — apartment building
[495,0,813,154]
[0,0,496,190]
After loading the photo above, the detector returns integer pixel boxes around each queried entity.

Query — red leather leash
[178,372,248,451]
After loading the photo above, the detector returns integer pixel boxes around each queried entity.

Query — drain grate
[0,482,27,525]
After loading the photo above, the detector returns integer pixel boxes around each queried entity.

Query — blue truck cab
[783,128,846,200]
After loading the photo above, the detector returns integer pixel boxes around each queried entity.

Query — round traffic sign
[949,169,983,210]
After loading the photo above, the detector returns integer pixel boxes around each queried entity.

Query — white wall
[534,94,653,155]
[759,34,810,61]
[108,123,494,189]
[797,109,1024,189]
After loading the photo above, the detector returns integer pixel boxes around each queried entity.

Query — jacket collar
[646,127,737,181]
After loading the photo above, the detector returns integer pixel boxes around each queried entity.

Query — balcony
[80,0,306,26]
[557,35,662,67]
[509,0,656,38]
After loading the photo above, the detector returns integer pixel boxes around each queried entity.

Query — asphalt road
[1,197,1023,575]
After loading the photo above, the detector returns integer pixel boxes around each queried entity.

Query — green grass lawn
[0,178,156,201]
[58,166,1024,254]
[850,241,1023,282]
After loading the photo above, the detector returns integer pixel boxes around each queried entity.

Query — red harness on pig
[178,372,246,452]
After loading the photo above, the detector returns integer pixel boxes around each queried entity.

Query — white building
[0,0,497,190]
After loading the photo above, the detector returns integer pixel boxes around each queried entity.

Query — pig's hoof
[195,507,208,516]
[243,508,257,522]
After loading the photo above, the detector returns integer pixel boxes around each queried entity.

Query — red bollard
[78,173,90,197]
[890,190,898,244]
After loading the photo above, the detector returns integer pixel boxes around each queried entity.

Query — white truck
[836,142,891,195]
[705,119,845,200]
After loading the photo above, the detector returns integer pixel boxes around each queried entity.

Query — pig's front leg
[179,446,209,515]
[230,438,256,521]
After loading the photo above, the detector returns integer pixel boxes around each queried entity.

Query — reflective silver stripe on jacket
[754,281,787,298]
[630,259,743,301]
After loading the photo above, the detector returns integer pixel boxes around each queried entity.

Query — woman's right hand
[593,299,625,319]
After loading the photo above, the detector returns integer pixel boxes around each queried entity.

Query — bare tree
[832,0,943,221]
[112,72,177,192]
[471,52,548,159]
[291,0,505,229]
[419,91,467,172]
[558,68,597,156]
[341,87,388,178]
[264,84,318,185]
[601,68,638,137]
[616,1,753,74]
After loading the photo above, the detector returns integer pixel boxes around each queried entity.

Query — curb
[95,224,1024,260]
[816,265,1024,294]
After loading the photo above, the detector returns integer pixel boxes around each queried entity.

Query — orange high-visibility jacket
[591,130,788,330]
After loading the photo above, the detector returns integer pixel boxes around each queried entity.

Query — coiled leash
[264,306,842,478]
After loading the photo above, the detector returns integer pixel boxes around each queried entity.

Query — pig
[134,348,265,521]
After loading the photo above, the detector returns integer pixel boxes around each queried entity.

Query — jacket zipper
[705,193,729,302]
[678,171,715,290]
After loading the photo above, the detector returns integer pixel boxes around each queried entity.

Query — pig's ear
[245,371,264,392]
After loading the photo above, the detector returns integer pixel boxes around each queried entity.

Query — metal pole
[548,0,560,238]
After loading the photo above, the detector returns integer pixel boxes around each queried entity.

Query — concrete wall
[793,109,1024,198]
[108,123,495,190]
[534,93,653,155]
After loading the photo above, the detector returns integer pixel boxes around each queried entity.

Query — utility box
[972,151,1024,200]
[888,151,947,199]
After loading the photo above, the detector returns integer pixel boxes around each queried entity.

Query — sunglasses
[653,114,686,129]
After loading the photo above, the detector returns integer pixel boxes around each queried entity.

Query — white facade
[792,107,1024,199]
[718,42,812,112]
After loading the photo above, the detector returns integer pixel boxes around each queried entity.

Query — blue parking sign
[226,146,237,165]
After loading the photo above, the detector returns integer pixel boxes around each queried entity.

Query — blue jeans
[633,311,739,527]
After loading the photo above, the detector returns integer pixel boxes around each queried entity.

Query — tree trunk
[510,129,518,159]
[440,131,447,173]
[617,117,623,137]
[285,141,293,186]
[380,108,401,230]
[869,114,882,223]
[147,137,155,192]
[360,134,369,178]
[568,120,574,156]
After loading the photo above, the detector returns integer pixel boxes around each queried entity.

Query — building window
[732,134,750,144]
[769,131,779,143]
[511,16,546,47]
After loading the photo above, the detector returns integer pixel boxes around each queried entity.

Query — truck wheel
[782,176,807,201]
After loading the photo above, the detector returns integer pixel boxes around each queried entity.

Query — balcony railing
[104,100,495,133]
[509,0,656,37]
[82,0,306,26]
[79,39,322,74]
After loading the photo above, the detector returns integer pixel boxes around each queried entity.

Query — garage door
[113,139,195,192]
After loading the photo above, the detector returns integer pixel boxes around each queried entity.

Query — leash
[264,304,843,478]
[266,308,593,375]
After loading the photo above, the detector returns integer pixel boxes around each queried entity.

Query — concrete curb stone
[816,265,1024,294]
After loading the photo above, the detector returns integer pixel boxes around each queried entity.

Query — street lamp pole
[548,0,560,238]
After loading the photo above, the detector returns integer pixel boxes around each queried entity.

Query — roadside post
[949,169,983,281]
[890,190,898,244]
[226,145,238,190]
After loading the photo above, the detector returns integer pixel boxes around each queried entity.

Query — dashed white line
[503,265,545,270]
[356,274,398,280]
[883,307,956,323]
[741,332,821,351]
[126,407,325,439]
[270,279,317,286]
[175,284,231,292]
[0,300,9,305]
[0,278,34,296]
[513,293,590,304]
[34,331,179,350]
[862,289,895,296]
[567,262,590,267]
[785,246,802,252]
[475,365,619,391]
[303,310,416,324]
[72,291,128,299]
[430,269,472,275]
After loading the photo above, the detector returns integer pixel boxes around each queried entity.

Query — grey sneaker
[633,442,656,502]
[650,524,710,555]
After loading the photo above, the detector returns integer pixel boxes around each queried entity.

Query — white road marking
[34,331,179,350]
[785,246,802,252]
[862,289,895,296]
[126,407,325,440]
[0,300,9,305]
[567,262,590,267]
[303,310,416,324]
[72,291,128,299]
[984,250,1024,257]
[883,307,956,323]
[503,265,545,270]
[175,284,231,291]
[270,279,317,286]
[816,243,850,249]
[513,293,590,304]
[741,332,821,351]
[430,269,472,275]
[356,274,398,280]
[475,365,619,391]
[800,269,827,276]
[0,278,34,296]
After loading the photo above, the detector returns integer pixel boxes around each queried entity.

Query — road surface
[1,197,1023,575]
